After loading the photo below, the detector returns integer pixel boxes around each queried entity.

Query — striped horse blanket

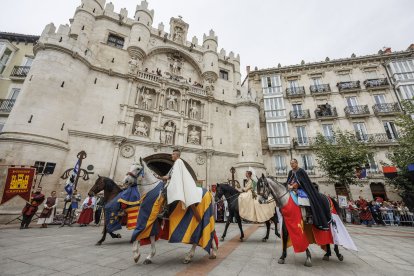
[131,183,216,253]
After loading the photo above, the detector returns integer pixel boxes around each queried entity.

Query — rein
[215,192,239,204]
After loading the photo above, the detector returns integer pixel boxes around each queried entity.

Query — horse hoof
[183,258,191,264]
[304,260,312,267]
[278,258,285,264]
[239,238,244,242]
[134,254,141,264]
[220,237,225,242]
[262,238,268,242]
[143,259,152,265]
[276,233,281,238]
[322,255,329,261]
[209,254,217,259]
[338,255,344,262]
[116,234,122,238]
[95,242,102,246]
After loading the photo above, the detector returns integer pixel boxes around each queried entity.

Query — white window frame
[373,94,386,104]
[353,122,368,141]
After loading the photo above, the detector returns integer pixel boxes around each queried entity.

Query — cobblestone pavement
[1,222,413,276]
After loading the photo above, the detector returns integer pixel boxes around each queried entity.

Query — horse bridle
[259,177,289,204]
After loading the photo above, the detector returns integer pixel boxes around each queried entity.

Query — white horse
[125,158,217,265]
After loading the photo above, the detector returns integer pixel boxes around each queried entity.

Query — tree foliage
[388,100,414,197]
[312,130,370,197]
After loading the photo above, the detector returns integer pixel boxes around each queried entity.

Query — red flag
[281,196,309,253]
[1,168,35,204]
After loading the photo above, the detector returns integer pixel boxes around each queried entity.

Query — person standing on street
[37,191,58,228]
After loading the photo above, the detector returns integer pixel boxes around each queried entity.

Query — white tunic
[167,158,202,208]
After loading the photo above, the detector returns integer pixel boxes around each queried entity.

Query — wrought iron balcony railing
[315,107,338,119]
[364,78,388,89]
[337,81,360,92]
[357,133,399,144]
[0,99,16,112]
[373,103,401,115]
[286,86,305,97]
[10,66,31,78]
[275,167,288,176]
[344,105,370,117]
[289,109,311,120]
[310,84,331,95]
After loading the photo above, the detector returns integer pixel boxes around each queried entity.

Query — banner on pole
[1,167,36,204]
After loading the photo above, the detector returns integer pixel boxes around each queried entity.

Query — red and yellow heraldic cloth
[281,196,333,253]
[1,168,35,204]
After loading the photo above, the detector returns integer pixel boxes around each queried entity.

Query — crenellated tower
[128,0,154,63]
[69,0,105,39]
[202,30,219,87]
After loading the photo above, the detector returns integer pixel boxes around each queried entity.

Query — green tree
[312,130,370,199]
[388,100,414,206]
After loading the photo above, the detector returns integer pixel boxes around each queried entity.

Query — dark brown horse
[89,176,123,245]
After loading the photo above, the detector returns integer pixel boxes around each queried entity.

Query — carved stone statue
[188,126,200,145]
[173,26,184,43]
[189,104,198,119]
[133,116,148,137]
[167,91,178,111]
[128,57,139,75]
[141,89,152,110]
[164,121,175,145]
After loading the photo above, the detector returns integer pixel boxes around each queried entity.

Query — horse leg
[323,244,331,261]
[334,244,344,261]
[143,236,156,264]
[109,232,122,239]
[96,222,107,246]
[262,220,270,242]
[304,248,312,267]
[221,216,231,241]
[273,215,281,238]
[132,240,141,263]
[209,234,218,259]
[236,214,244,241]
[183,243,197,264]
[278,223,288,264]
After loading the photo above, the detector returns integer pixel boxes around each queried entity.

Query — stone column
[109,139,123,179]
[135,85,142,106]
[206,151,213,187]
[118,79,134,136]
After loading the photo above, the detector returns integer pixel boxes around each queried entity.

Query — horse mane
[101,176,122,193]
[218,183,238,194]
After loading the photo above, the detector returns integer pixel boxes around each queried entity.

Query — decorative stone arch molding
[146,46,203,77]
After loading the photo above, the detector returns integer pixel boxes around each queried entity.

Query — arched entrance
[370,182,387,200]
[335,183,350,199]
[143,153,197,181]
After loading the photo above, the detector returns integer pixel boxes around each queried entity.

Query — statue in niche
[168,53,183,76]
[167,91,178,111]
[173,26,184,43]
[141,89,152,110]
[188,126,200,145]
[189,103,199,119]
[128,57,139,75]
[164,121,176,145]
[133,116,149,137]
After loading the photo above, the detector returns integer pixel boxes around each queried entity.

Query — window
[383,121,398,140]
[266,77,272,88]
[353,122,368,141]
[322,124,334,141]
[364,70,377,79]
[266,122,289,145]
[312,77,322,86]
[296,126,308,145]
[22,57,34,67]
[9,88,20,100]
[264,97,285,118]
[0,122,4,132]
[275,155,286,172]
[366,153,378,172]
[0,48,12,74]
[390,60,414,80]
[346,96,358,107]
[292,103,303,117]
[301,155,314,171]
[338,73,351,82]
[398,85,414,100]
[261,75,282,94]
[373,94,386,104]
[219,70,229,80]
[107,34,124,49]
[288,80,299,89]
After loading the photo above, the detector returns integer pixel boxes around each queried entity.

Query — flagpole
[74,151,87,191]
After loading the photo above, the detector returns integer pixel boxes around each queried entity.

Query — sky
[1,0,414,76]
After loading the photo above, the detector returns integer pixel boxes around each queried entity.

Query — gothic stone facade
[0,0,264,213]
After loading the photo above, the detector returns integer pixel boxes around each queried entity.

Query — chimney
[246,66,250,74]
[383,47,392,54]
[407,44,414,51]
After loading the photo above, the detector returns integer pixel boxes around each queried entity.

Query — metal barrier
[341,207,414,227]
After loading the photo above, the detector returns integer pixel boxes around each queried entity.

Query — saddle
[291,189,313,224]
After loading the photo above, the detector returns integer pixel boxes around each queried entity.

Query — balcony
[310,84,331,95]
[373,103,401,116]
[315,107,338,120]
[293,137,312,148]
[344,105,370,117]
[286,86,305,98]
[289,109,311,121]
[275,167,288,176]
[364,78,389,90]
[10,66,30,79]
[337,81,361,93]
[0,99,16,113]
[357,133,399,146]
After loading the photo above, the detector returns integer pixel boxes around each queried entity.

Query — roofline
[0,32,40,44]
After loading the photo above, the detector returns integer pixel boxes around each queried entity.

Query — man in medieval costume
[77,192,96,226]
[286,159,331,230]
[37,190,58,228]
[61,189,82,227]
[157,149,202,221]
[21,187,45,229]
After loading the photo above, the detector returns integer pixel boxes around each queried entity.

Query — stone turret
[202,30,219,83]
[128,0,154,61]
[69,0,104,39]
[230,52,241,90]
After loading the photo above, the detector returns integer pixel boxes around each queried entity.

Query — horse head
[123,161,143,186]
[215,183,224,202]
[258,174,289,207]
[90,175,106,195]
